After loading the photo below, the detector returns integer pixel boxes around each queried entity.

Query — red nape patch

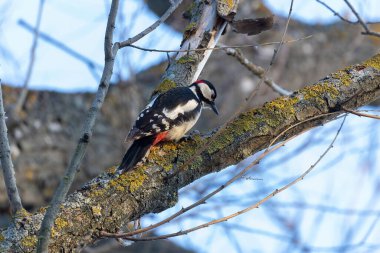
[153,131,168,145]
[195,80,205,84]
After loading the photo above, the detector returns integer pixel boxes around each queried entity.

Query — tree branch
[36,1,120,252]
[0,80,23,215]
[343,0,380,38]
[316,0,380,38]
[125,35,312,53]
[14,0,45,113]
[2,53,380,252]
[154,0,227,91]
[224,47,292,96]
[343,108,380,120]
[117,0,183,49]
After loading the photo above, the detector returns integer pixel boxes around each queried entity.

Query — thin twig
[127,35,313,53]
[117,0,183,48]
[343,108,380,120]
[103,116,347,241]
[316,0,380,25]
[315,0,356,24]
[15,0,45,113]
[224,47,292,96]
[343,0,380,38]
[269,0,294,66]
[0,79,23,215]
[343,0,370,32]
[244,0,294,103]
[36,1,121,252]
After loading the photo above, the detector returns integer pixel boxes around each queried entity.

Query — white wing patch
[161,118,170,130]
[163,99,198,120]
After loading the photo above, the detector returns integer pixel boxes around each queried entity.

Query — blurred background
[1,0,380,252]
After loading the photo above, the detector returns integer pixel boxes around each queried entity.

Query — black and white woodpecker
[118,80,219,172]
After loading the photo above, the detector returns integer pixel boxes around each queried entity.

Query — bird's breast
[166,112,201,141]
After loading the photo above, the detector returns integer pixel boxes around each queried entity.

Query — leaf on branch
[230,16,274,36]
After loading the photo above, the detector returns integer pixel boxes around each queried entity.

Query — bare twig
[117,0,183,49]
[224,47,292,96]
[104,115,347,242]
[343,0,371,32]
[244,0,294,103]
[316,0,380,25]
[36,1,121,252]
[315,0,357,24]
[317,0,380,38]
[343,0,380,38]
[127,35,313,53]
[269,0,294,66]
[0,80,23,215]
[15,0,45,113]
[343,108,380,120]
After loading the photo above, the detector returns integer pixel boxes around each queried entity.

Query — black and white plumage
[118,80,218,172]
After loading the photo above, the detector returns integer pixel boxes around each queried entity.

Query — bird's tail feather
[118,136,155,172]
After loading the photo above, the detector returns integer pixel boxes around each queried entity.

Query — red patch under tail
[153,131,168,146]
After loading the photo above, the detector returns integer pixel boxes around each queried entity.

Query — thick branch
[1,54,380,252]
[153,0,227,94]
[0,81,23,215]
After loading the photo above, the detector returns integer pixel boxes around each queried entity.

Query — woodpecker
[118,80,218,172]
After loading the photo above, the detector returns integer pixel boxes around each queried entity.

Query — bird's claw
[181,130,201,141]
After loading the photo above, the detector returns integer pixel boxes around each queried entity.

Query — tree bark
[1,53,380,252]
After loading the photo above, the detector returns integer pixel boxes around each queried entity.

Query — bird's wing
[126,87,201,141]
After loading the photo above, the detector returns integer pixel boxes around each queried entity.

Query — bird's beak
[210,102,219,115]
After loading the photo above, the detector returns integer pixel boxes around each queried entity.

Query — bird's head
[190,80,218,115]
